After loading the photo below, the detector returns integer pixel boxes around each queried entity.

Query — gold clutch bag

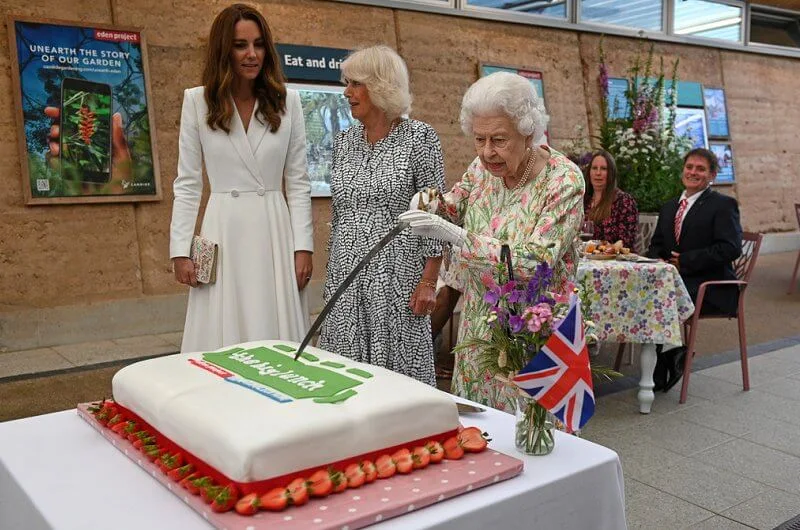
[190,235,218,285]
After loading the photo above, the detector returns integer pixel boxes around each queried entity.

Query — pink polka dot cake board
[78,404,524,530]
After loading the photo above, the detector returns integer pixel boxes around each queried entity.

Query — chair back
[734,232,763,283]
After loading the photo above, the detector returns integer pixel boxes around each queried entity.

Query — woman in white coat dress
[170,4,313,352]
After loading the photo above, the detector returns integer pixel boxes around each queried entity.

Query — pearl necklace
[508,147,537,190]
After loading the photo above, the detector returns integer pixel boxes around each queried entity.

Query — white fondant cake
[112,340,460,484]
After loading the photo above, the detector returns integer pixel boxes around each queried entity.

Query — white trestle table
[0,397,627,530]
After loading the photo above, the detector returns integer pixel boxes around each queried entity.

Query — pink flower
[523,303,553,333]
[490,216,502,231]
[480,270,497,290]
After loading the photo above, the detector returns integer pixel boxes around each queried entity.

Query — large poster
[291,83,354,197]
[8,17,160,205]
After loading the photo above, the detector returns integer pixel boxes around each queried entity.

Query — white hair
[340,45,411,119]
[460,71,549,143]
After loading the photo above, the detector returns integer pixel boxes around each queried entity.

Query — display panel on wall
[479,63,548,143]
[290,83,354,198]
[709,142,735,184]
[674,107,709,150]
[703,87,730,139]
[8,17,160,205]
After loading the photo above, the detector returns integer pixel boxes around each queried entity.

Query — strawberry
[186,475,212,495]
[211,483,239,513]
[287,477,308,506]
[128,430,151,444]
[375,454,396,479]
[331,468,348,493]
[425,441,445,463]
[159,452,185,471]
[412,446,431,469]
[235,493,261,515]
[306,469,333,497]
[133,436,155,450]
[344,463,366,488]
[143,445,163,462]
[361,460,378,483]
[167,463,195,482]
[443,436,464,460]
[259,487,289,511]
[180,473,201,493]
[202,484,223,504]
[106,413,124,428]
[457,427,490,453]
[392,448,413,474]
[110,420,133,436]
[94,405,119,426]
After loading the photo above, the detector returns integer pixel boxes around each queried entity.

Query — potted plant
[597,42,692,217]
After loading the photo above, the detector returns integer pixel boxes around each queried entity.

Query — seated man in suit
[647,148,743,392]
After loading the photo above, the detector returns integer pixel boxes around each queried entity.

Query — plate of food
[583,240,631,260]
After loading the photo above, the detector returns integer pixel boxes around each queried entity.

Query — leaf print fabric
[441,147,586,411]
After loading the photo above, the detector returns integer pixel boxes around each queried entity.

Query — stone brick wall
[1,0,799,315]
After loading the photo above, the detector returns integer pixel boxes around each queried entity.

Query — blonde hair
[460,71,549,143]
[340,45,411,119]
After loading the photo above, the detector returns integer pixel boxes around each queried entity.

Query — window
[750,6,800,49]
[580,0,663,31]
[466,0,567,19]
[674,0,743,43]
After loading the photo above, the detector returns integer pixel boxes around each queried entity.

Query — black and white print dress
[319,119,446,386]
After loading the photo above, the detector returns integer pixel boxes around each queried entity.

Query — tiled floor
[0,333,181,380]
[1,336,800,529]
[581,344,800,530]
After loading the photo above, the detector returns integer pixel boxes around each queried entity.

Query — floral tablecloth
[577,258,695,346]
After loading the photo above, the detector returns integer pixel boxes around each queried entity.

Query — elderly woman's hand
[398,210,467,247]
[408,188,442,213]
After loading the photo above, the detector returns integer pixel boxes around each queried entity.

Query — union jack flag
[512,296,595,433]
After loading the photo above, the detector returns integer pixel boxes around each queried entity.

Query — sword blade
[293,222,410,361]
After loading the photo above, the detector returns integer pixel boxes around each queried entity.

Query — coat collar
[228,99,267,183]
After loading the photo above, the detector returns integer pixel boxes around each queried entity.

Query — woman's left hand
[409,280,437,316]
[295,251,313,290]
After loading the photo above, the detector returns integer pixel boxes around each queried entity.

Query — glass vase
[514,395,556,456]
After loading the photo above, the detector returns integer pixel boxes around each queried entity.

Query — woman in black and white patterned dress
[319,45,446,386]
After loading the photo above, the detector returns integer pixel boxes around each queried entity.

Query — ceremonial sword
[293,221,410,361]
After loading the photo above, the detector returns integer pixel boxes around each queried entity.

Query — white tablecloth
[0,400,627,530]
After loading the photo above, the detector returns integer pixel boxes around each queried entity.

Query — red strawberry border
[82,399,498,517]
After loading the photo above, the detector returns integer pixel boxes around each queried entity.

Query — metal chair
[678,232,764,404]
[787,203,800,295]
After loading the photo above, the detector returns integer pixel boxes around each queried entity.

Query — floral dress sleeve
[460,154,585,281]
[612,191,639,250]
[439,157,482,226]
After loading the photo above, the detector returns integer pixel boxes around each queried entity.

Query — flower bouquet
[457,260,617,455]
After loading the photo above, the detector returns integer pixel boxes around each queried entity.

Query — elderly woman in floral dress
[400,72,585,411]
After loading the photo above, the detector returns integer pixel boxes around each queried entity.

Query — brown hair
[584,150,618,222]
[683,147,719,174]
[202,4,286,134]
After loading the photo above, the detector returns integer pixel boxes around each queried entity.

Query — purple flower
[484,290,500,306]
[500,280,517,295]
[509,315,526,334]
[507,289,525,304]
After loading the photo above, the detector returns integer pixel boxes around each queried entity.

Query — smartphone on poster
[59,78,112,184]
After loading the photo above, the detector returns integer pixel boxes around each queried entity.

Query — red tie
[674,198,688,243]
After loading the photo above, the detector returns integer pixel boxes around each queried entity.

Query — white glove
[398,210,467,247]
[408,188,441,213]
